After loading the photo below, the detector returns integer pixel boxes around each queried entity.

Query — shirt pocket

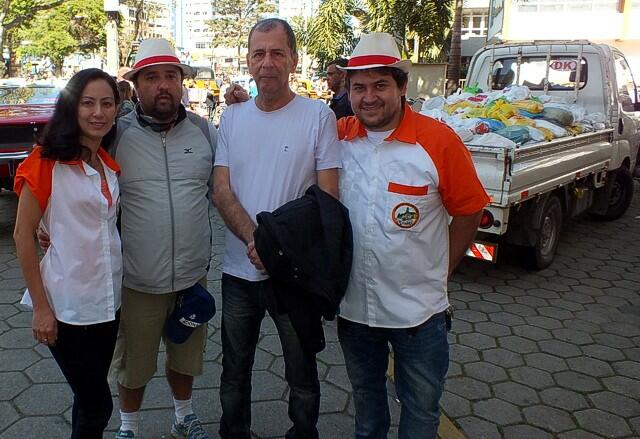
[384,182,437,233]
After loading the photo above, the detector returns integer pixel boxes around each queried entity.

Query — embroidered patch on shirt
[392,202,420,229]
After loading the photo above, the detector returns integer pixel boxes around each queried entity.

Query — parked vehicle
[463,41,640,269]
[0,84,59,191]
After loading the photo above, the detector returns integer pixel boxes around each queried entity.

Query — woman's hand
[32,305,57,346]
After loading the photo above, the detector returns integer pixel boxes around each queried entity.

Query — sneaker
[115,429,136,438]
[171,413,210,439]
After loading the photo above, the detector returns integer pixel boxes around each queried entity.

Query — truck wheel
[591,167,634,221]
[523,195,563,270]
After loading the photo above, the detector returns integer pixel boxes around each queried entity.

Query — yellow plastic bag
[484,100,518,122]
[512,100,544,114]
[445,100,476,114]
[566,124,584,135]
[535,126,555,140]
[505,116,536,127]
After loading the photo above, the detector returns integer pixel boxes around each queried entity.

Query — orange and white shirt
[338,106,489,328]
[14,146,122,325]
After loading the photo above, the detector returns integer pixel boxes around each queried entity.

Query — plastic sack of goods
[420,84,606,148]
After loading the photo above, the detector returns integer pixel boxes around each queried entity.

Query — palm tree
[307,0,357,70]
[446,0,463,95]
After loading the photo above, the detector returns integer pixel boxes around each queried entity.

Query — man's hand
[225,83,250,105]
[448,210,483,277]
[247,241,266,273]
[37,227,50,252]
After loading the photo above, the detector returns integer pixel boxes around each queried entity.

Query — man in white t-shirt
[212,18,340,439]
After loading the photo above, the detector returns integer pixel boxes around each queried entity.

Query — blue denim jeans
[338,313,449,439]
[219,274,320,439]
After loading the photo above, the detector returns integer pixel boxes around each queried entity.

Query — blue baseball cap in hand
[165,283,216,344]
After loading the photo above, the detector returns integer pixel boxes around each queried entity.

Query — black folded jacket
[254,185,353,354]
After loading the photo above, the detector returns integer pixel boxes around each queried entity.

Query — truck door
[612,51,640,173]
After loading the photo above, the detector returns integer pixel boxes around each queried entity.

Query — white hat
[338,32,411,73]
[123,39,193,80]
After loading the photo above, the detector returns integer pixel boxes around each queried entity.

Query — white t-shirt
[366,129,394,145]
[215,95,342,281]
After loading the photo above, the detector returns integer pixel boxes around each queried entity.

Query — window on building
[516,0,618,12]
[462,10,488,37]
[490,56,588,91]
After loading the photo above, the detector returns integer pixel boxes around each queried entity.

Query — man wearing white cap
[113,39,217,439]
[213,18,340,439]
[335,33,489,439]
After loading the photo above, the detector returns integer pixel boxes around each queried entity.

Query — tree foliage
[307,0,453,68]
[307,0,358,70]
[364,0,452,62]
[119,0,165,66]
[16,0,107,75]
[0,0,65,76]
[207,0,277,66]
[290,14,312,52]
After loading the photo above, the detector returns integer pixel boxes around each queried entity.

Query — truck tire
[523,195,563,270]
[591,167,633,221]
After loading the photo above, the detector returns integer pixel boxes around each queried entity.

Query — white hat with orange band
[337,32,411,73]
[123,39,193,80]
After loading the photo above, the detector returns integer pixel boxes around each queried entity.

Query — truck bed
[467,129,614,207]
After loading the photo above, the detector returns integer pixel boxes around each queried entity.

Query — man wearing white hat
[113,38,217,439]
[335,33,489,439]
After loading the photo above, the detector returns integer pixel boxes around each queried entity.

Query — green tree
[16,0,107,75]
[307,0,453,69]
[446,0,463,94]
[307,0,358,70]
[118,0,165,67]
[364,0,452,62]
[207,0,277,70]
[0,0,65,76]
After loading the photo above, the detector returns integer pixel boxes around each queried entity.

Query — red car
[0,85,59,191]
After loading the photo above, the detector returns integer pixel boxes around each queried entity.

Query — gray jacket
[114,107,217,293]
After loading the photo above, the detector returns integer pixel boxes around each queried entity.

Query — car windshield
[0,86,59,105]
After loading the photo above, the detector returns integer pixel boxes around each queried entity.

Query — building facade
[171,0,318,74]
[488,0,640,77]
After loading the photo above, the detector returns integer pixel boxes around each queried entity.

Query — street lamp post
[104,0,120,75]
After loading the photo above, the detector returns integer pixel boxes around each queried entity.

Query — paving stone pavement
[1,182,639,439]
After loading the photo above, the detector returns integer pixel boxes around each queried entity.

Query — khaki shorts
[113,278,208,389]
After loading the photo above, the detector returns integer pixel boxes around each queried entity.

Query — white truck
[462,41,640,269]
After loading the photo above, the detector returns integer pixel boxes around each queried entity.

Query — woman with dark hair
[13,68,122,439]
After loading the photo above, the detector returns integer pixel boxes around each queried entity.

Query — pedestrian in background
[326,58,353,120]
[117,80,135,117]
[13,68,122,439]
